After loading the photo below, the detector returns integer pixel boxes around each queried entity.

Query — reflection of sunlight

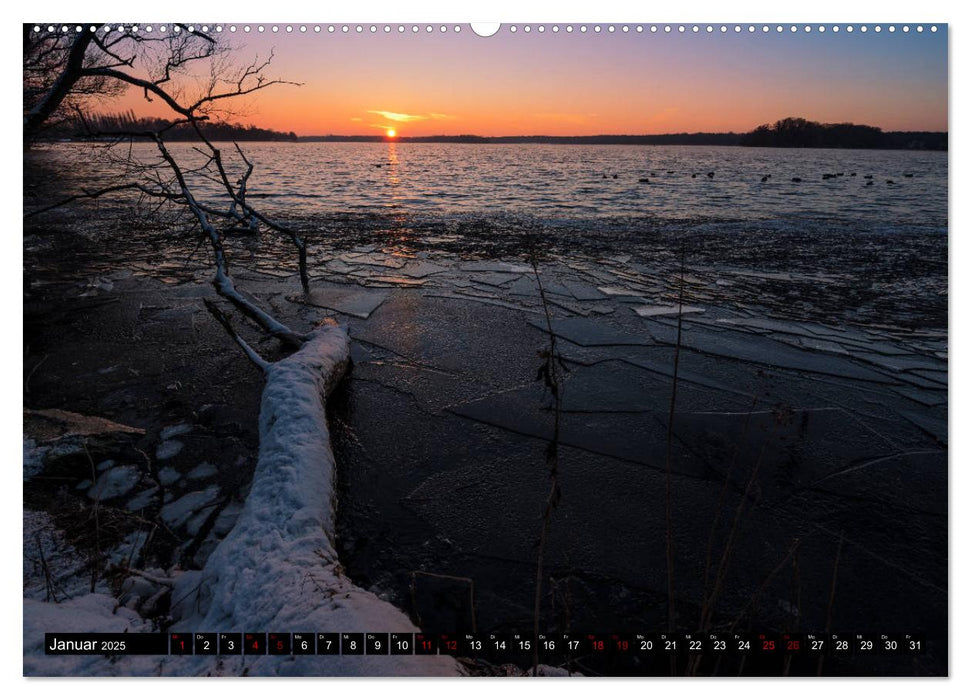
[383,141,413,254]
[386,141,400,193]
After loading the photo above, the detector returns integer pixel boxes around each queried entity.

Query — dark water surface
[39,142,947,231]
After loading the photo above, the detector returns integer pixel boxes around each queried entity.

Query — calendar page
[22,15,947,678]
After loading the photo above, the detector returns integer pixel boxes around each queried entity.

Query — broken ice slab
[588,305,617,315]
[458,261,533,274]
[288,287,390,319]
[648,324,897,384]
[720,318,917,359]
[253,266,298,279]
[543,297,602,317]
[722,320,932,365]
[852,352,947,374]
[527,317,652,347]
[598,286,648,297]
[561,279,608,301]
[424,292,542,314]
[454,288,502,299]
[359,256,407,270]
[508,275,573,298]
[362,276,426,287]
[774,335,850,356]
[718,317,824,337]
[506,276,539,297]
[668,273,706,286]
[421,235,460,245]
[399,260,449,278]
[727,269,794,282]
[325,259,362,274]
[470,272,523,287]
[633,304,705,318]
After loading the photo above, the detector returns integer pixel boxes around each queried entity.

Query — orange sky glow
[109,29,948,137]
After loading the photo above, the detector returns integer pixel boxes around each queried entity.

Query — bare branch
[24,182,183,219]
[203,299,269,372]
[149,134,306,348]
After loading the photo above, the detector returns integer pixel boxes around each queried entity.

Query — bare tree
[24,24,313,296]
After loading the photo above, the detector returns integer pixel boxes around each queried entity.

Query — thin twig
[202,299,269,371]
[728,538,802,630]
[530,257,563,677]
[817,533,845,676]
[663,245,686,643]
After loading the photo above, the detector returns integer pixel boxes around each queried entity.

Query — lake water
[42,142,947,234]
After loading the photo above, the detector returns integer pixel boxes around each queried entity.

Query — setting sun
[386,128,397,138]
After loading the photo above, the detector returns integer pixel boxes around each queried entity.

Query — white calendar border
[2,0,962,697]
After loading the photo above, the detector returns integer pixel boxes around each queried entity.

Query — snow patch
[126,486,159,511]
[24,594,160,676]
[187,462,218,480]
[156,440,184,460]
[87,464,141,501]
[158,466,181,486]
[161,423,192,440]
[160,486,220,529]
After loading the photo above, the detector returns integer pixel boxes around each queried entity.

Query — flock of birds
[606,170,917,186]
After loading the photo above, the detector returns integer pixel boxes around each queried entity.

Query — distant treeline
[298,133,743,145]
[56,111,298,142]
[301,120,946,150]
[739,117,947,151]
[47,113,946,150]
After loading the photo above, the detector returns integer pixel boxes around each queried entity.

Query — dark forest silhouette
[61,110,298,141]
[739,117,946,150]
[42,112,946,150]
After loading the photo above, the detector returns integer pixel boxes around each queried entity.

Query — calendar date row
[46,632,925,656]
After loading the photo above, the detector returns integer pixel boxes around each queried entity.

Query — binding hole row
[31,24,939,35]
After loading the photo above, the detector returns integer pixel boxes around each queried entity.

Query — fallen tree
[167,321,460,675]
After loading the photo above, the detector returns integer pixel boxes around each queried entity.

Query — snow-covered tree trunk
[170,323,463,675]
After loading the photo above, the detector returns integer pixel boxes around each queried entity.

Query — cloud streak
[368,110,427,122]
[367,110,455,123]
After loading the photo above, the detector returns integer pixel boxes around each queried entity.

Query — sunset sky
[113,26,948,136]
